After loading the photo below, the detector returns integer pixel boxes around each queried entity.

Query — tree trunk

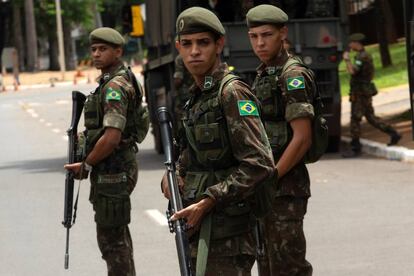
[13,3,25,71]
[382,0,397,43]
[63,18,75,70]
[24,0,38,72]
[48,33,60,71]
[375,0,392,67]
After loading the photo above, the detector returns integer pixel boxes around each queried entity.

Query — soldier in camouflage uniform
[161,7,275,275]
[342,33,401,157]
[173,54,193,139]
[65,27,148,276]
[246,5,314,275]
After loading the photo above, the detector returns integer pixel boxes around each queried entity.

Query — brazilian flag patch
[105,87,121,101]
[287,76,305,91]
[238,100,259,116]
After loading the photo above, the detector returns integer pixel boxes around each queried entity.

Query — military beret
[89,27,125,46]
[246,4,288,28]
[176,7,225,36]
[348,33,366,42]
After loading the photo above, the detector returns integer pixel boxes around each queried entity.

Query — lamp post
[55,0,65,80]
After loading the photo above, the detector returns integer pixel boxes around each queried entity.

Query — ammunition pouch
[264,120,291,159]
[183,169,254,240]
[90,172,131,228]
[304,113,328,163]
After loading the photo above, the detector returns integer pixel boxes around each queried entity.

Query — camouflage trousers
[350,95,396,141]
[97,225,135,276]
[189,230,256,275]
[191,254,255,276]
[257,196,312,276]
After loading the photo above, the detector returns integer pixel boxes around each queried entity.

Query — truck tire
[327,135,340,152]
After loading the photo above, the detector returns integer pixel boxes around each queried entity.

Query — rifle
[157,106,193,276]
[62,91,86,269]
[254,219,267,276]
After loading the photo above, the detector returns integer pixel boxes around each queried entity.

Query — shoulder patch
[286,76,305,91]
[105,86,121,101]
[238,100,259,116]
[355,60,363,66]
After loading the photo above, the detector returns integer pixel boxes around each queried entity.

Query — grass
[339,41,408,96]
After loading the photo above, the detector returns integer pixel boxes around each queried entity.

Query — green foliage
[339,41,408,96]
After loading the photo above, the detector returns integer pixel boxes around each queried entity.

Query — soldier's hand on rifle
[161,171,184,199]
[64,162,89,180]
[170,197,215,229]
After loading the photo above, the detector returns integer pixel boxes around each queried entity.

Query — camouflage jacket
[253,51,314,198]
[85,62,138,190]
[350,49,376,95]
[178,63,275,208]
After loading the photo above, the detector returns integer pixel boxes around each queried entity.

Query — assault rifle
[63,91,86,269]
[157,107,193,276]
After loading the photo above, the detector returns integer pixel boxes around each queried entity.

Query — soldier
[161,7,275,275]
[64,27,148,276]
[173,54,193,140]
[342,33,401,158]
[246,4,314,275]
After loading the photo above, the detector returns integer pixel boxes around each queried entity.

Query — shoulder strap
[218,73,240,100]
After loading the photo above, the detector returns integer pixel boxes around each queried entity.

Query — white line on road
[145,209,168,226]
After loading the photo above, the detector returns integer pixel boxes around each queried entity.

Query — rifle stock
[63,91,86,269]
[157,107,193,276]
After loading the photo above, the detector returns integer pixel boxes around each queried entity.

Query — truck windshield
[181,0,340,22]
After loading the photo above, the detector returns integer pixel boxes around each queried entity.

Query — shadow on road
[0,157,66,174]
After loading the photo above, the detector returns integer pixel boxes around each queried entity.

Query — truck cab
[144,0,348,153]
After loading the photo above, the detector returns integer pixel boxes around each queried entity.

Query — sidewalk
[341,84,414,162]
[0,65,143,91]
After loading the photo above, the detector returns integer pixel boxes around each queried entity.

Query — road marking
[145,209,168,226]
[52,128,61,133]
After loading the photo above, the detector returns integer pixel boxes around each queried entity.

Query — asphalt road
[0,85,413,276]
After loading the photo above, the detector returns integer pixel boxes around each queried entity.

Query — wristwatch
[83,162,93,172]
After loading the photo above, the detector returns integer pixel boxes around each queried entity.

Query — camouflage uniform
[178,63,275,275]
[349,49,398,152]
[85,62,139,276]
[252,49,314,276]
[173,55,193,138]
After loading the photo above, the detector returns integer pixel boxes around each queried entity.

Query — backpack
[126,68,150,144]
[281,58,329,163]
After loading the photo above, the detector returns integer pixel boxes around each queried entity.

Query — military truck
[143,0,349,153]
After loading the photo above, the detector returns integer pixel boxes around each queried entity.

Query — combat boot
[387,132,401,146]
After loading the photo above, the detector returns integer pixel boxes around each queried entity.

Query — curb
[341,136,414,163]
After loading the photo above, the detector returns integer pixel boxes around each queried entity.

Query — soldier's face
[248,24,287,65]
[176,32,224,79]
[90,43,122,70]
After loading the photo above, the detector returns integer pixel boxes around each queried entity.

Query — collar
[189,63,230,94]
[97,61,125,84]
[256,50,289,77]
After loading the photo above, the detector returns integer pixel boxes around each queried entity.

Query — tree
[375,0,392,67]
[25,0,39,72]
[0,1,12,70]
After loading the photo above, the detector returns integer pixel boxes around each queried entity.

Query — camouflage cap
[176,7,225,36]
[348,33,366,42]
[89,27,125,46]
[246,4,288,28]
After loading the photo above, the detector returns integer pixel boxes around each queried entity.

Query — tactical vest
[83,67,149,155]
[182,74,254,240]
[350,52,377,96]
[253,57,328,163]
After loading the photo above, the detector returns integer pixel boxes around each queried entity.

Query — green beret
[89,27,125,46]
[246,4,288,28]
[348,33,366,42]
[176,7,225,36]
